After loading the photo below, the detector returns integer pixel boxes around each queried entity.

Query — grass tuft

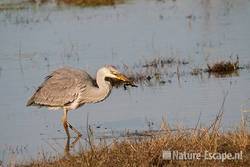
[206,56,240,75]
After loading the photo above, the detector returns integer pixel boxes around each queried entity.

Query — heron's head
[101,65,130,81]
[97,65,137,88]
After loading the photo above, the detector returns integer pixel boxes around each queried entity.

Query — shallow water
[0,0,250,164]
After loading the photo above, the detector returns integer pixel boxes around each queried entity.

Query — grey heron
[26,65,135,138]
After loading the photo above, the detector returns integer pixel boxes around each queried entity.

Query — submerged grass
[118,57,189,87]
[117,56,244,87]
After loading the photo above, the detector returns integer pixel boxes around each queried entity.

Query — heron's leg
[61,109,70,139]
[67,121,82,137]
[64,137,70,156]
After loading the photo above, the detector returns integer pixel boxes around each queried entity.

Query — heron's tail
[26,96,35,106]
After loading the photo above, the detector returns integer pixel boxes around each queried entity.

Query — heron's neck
[88,75,112,103]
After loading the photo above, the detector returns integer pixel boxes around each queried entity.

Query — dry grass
[20,110,250,166]
[0,0,122,11]
[0,1,30,10]
[20,126,250,167]
[56,0,120,7]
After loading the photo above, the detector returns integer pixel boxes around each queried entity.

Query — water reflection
[64,136,81,156]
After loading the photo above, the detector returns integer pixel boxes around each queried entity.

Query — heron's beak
[111,71,137,87]
[114,73,131,82]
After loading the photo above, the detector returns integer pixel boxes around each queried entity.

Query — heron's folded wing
[27,67,92,107]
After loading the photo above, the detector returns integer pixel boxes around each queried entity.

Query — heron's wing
[27,67,95,107]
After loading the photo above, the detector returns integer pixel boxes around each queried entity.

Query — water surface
[0,0,250,164]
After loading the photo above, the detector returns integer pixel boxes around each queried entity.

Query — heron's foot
[67,121,82,137]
